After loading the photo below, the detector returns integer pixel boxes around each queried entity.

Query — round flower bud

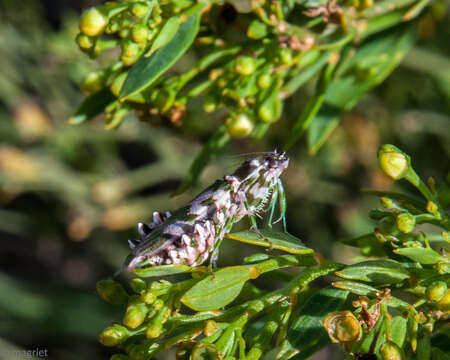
[141,290,157,304]
[123,302,148,328]
[426,201,438,215]
[99,324,129,347]
[247,19,268,39]
[130,278,147,294]
[110,72,127,97]
[323,311,362,343]
[279,48,293,65]
[380,341,404,360]
[146,323,163,339]
[426,281,447,303]
[235,56,257,76]
[436,289,450,311]
[204,320,217,337]
[203,96,218,113]
[76,33,94,50]
[81,71,105,95]
[131,3,149,18]
[79,7,107,37]
[225,114,254,139]
[121,40,140,58]
[96,279,129,305]
[131,24,149,43]
[257,73,272,89]
[378,144,410,180]
[396,213,416,234]
[258,96,283,123]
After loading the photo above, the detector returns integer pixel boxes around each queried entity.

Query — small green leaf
[391,316,408,348]
[68,88,115,124]
[307,105,341,155]
[277,287,349,360]
[145,16,180,57]
[226,229,313,255]
[181,266,253,311]
[120,11,202,100]
[335,260,410,284]
[133,264,200,278]
[332,281,378,296]
[394,247,446,265]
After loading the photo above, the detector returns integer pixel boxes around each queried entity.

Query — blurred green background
[0,0,449,359]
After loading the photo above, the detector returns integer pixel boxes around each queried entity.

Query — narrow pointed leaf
[335,260,410,284]
[226,229,313,255]
[394,247,446,265]
[120,11,202,100]
[133,264,201,278]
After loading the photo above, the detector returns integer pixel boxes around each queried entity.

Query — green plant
[70,0,442,193]
[97,145,449,360]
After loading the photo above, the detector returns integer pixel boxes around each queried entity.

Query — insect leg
[275,179,287,232]
[245,200,274,250]
[268,187,279,228]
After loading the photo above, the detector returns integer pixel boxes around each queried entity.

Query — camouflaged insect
[124,151,289,271]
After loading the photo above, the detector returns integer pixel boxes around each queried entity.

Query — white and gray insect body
[125,151,289,271]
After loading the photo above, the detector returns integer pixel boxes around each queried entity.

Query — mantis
[123,151,289,274]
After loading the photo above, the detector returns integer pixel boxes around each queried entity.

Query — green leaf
[145,16,181,57]
[226,229,313,255]
[181,266,254,311]
[68,88,116,124]
[340,233,387,257]
[332,281,378,296]
[120,11,202,100]
[133,264,201,278]
[277,287,349,360]
[307,105,341,155]
[175,125,230,195]
[391,316,408,348]
[394,247,446,265]
[335,260,410,284]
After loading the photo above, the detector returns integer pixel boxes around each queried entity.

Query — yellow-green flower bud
[225,114,254,139]
[247,19,268,39]
[131,278,147,294]
[258,96,283,123]
[378,144,410,180]
[380,341,404,360]
[121,40,140,58]
[123,303,148,328]
[131,3,150,18]
[81,71,105,95]
[110,72,126,97]
[146,323,163,338]
[257,73,272,89]
[76,33,94,50]
[235,56,257,76]
[279,48,293,65]
[80,7,107,37]
[323,311,362,343]
[203,320,217,337]
[396,213,416,234]
[142,290,157,304]
[153,298,164,311]
[436,289,450,311]
[426,281,447,303]
[380,197,395,209]
[97,279,129,305]
[131,25,150,43]
[426,201,438,215]
[119,28,130,39]
[203,96,218,113]
[99,324,129,347]
[105,21,119,34]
